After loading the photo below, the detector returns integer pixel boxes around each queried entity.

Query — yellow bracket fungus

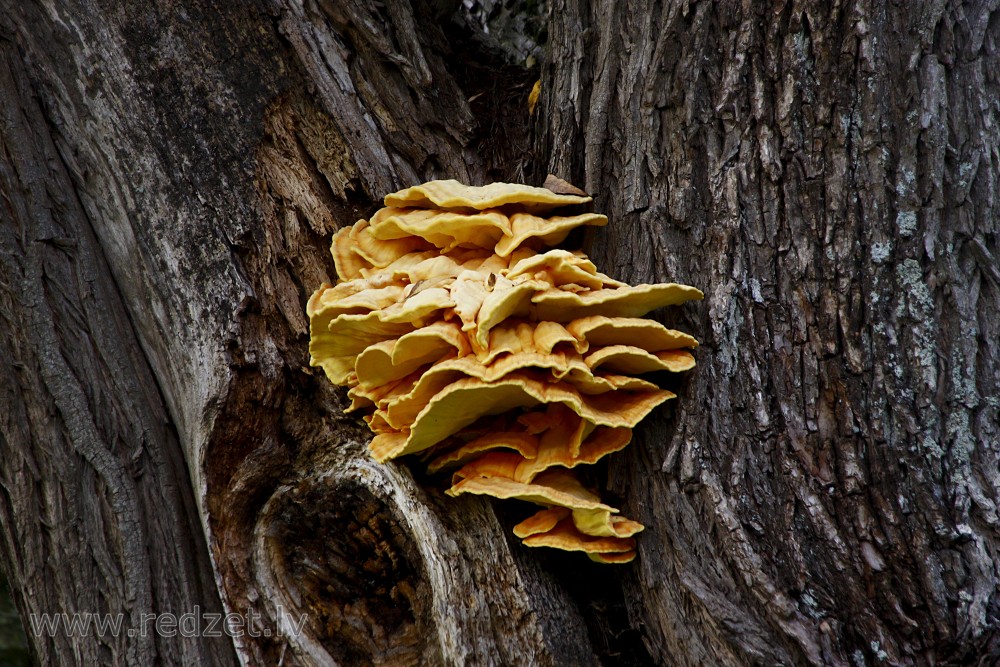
[308,178,702,564]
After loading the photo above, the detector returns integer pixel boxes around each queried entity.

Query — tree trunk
[1,1,997,666]
[541,1,1000,663]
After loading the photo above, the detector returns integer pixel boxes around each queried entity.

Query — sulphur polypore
[308,179,701,563]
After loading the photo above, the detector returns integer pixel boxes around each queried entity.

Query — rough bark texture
[0,1,998,666]
[0,19,236,667]
[540,1,1000,664]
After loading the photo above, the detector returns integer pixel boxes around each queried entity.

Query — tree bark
[1,1,998,666]
[540,2,1000,664]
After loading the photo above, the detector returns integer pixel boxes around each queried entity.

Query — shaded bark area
[540,0,1000,664]
[0,573,29,666]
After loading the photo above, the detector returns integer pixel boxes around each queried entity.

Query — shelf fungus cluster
[308,179,702,564]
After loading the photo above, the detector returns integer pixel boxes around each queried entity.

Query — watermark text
[27,606,307,639]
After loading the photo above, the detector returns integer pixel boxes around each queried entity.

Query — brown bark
[1,1,998,666]
[540,1,1000,664]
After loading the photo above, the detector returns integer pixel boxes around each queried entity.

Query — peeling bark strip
[1,0,998,666]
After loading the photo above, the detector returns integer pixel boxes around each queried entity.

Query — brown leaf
[542,174,588,197]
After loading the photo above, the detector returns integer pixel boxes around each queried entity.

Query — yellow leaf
[528,79,541,115]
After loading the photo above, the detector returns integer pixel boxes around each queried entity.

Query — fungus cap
[370,370,672,460]
[384,179,592,212]
[520,517,637,558]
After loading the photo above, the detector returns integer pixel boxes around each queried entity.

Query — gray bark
[0,1,998,666]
